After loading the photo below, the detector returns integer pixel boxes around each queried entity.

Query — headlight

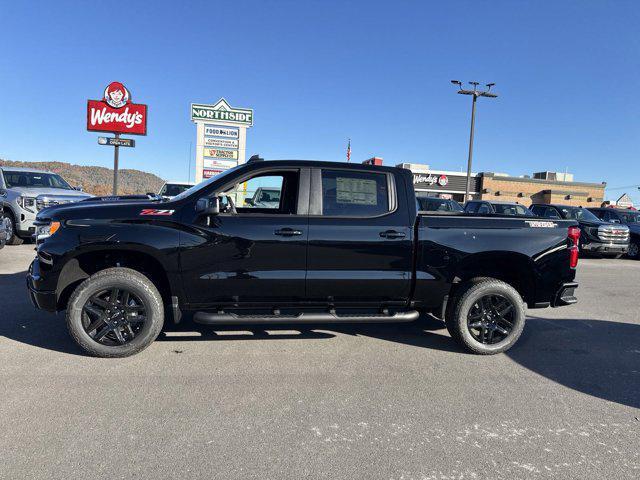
[36,221,61,240]
[18,196,37,213]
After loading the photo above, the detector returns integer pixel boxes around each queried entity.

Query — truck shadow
[1,270,639,408]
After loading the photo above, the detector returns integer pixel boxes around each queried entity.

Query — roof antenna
[248,154,263,163]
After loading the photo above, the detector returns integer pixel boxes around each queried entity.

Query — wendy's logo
[103,82,130,108]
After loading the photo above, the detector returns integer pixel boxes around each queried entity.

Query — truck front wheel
[445,278,526,355]
[66,267,164,357]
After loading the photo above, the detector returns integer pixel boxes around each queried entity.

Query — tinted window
[222,171,299,215]
[619,211,640,223]
[321,170,389,217]
[545,207,561,219]
[160,184,192,197]
[417,197,463,212]
[477,203,491,214]
[491,203,534,216]
[3,171,72,190]
[530,205,545,216]
[464,202,479,213]
[559,207,600,222]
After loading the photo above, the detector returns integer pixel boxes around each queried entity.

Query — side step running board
[193,310,420,325]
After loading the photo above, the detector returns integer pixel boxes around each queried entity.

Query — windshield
[619,211,640,223]
[3,171,73,190]
[417,196,463,212]
[492,203,534,216]
[560,206,600,222]
[160,183,193,197]
[170,165,245,202]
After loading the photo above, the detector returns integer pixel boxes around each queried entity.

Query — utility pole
[450,81,498,202]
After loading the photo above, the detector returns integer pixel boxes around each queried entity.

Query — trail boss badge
[87,82,148,135]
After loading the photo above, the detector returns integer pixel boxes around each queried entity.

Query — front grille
[597,225,630,243]
[36,198,72,211]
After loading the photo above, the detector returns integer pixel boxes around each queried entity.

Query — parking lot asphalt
[0,244,638,479]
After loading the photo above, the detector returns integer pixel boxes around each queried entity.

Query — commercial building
[396,163,606,207]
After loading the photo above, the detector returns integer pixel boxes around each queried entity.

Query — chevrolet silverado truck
[27,159,580,357]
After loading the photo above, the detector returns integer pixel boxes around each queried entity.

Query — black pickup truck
[27,159,580,357]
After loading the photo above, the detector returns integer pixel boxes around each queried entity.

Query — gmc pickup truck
[27,159,580,357]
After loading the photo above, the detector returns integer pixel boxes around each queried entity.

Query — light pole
[451,80,498,202]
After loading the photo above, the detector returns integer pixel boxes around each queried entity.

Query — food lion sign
[191,98,253,183]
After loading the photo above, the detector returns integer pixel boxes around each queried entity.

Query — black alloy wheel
[466,294,515,345]
[82,287,147,346]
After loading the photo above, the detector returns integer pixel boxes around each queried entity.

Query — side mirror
[196,197,220,215]
[244,198,255,206]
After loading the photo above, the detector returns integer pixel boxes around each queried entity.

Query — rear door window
[320,170,390,217]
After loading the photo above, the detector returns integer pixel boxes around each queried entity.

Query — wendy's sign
[87,82,147,135]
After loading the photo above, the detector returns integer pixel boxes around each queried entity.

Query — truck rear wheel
[66,267,164,357]
[445,278,526,355]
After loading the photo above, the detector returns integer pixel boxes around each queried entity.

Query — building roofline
[480,172,605,188]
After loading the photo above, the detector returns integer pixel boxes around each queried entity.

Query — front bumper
[551,282,578,307]
[27,259,57,312]
[581,241,628,254]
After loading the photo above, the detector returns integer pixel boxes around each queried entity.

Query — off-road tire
[445,278,526,355]
[66,267,164,357]
[3,211,24,245]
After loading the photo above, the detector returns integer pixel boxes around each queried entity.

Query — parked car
[245,187,281,208]
[530,204,629,258]
[28,159,579,358]
[0,166,92,245]
[157,181,195,200]
[588,208,640,259]
[464,200,534,217]
[416,196,464,213]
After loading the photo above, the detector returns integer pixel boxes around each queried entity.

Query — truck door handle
[274,228,303,236]
[379,230,406,239]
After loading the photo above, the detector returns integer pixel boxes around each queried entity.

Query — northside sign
[87,81,148,135]
[191,98,253,126]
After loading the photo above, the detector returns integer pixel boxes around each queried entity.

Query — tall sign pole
[113,133,120,195]
[87,82,148,195]
[450,81,498,202]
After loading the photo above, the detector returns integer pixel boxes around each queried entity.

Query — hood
[12,187,93,198]
[36,195,168,220]
[577,218,608,228]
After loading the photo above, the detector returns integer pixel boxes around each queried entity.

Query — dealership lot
[1,245,638,479]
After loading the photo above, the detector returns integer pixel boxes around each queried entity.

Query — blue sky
[1,0,638,202]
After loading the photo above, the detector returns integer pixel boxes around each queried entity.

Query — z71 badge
[140,209,175,216]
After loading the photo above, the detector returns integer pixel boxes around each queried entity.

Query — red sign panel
[87,82,147,135]
[203,169,223,179]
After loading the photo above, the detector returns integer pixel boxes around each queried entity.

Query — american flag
[346,138,351,162]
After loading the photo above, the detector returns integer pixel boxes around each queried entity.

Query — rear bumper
[551,282,578,307]
[27,259,57,312]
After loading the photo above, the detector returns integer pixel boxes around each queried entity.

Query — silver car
[0,166,93,245]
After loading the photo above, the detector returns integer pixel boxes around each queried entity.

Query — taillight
[568,226,580,268]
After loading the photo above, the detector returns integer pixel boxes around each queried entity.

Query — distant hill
[0,160,165,196]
